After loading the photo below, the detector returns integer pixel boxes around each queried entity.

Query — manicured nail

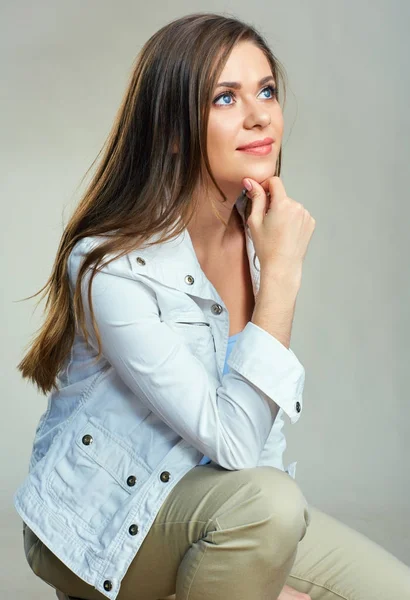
[243,179,252,191]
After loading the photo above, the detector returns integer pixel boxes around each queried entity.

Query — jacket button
[82,434,93,445]
[128,524,139,535]
[136,256,146,266]
[103,580,113,591]
[295,401,301,413]
[160,471,171,482]
[184,275,194,285]
[127,475,136,486]
[211,303,223,315]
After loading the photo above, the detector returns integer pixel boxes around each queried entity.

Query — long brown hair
[17,12,287,395]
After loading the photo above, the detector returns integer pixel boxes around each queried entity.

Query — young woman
[14,12,410,600]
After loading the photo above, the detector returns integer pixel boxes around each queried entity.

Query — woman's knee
[217,466,310,569]
[243,466,311,541]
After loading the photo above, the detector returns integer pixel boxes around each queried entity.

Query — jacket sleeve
[68,238,305,471]
[256,408,298,479]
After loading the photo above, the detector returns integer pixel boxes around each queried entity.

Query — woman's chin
[240,169,276,185]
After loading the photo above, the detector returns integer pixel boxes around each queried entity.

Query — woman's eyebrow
[215,75,275,89]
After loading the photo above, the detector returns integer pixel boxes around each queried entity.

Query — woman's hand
[277,583,311,600]
[242,175,316,273]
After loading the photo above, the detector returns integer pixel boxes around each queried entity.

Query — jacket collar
[128,192,261,301]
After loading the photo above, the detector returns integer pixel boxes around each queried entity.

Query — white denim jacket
[13,193,305,600]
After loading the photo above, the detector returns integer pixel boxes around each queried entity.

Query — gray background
[1,1,409,597]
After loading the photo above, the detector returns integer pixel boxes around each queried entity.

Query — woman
[15,12,410,600]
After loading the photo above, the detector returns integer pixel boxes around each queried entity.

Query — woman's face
[206,41,284,196]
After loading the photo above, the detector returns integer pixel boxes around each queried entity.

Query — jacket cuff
[227,321,305,424]
[285,461,297,479]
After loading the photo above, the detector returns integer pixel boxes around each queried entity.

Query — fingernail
[243,179,252,191]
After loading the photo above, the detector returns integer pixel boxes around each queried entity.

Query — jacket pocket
[166,316,216,356]
[46,416,151,535]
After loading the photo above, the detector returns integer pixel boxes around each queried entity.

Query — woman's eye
[212,84,277,106]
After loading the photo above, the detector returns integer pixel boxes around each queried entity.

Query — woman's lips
[237,143,273,156]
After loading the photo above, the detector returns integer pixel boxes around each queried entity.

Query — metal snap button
[295,401,301,413]
[128,524,139,535]
[127,475,136,487]
[81,434,93,445]
[160,471,171,483]
[211,303,223,315]
[184,275,194,285]
[103,580,113,591]
[136,257,146,265]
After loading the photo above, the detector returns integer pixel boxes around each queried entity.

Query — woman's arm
[68,238,305,471]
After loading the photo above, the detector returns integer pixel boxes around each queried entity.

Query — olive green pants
[23,461,410,599]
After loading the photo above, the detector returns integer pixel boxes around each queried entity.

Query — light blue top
[198,331,242,465]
